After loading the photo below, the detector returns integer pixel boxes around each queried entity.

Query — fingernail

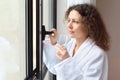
[52,33,54,36]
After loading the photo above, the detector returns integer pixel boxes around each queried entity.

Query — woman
[43,4,110,80]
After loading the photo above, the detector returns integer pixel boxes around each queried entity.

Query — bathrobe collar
[54,37,95,80]
[69,37,94,58]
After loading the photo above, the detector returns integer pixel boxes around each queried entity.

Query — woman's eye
[66,19,80,24]
[67,19,70,23]
[73,20,79,23]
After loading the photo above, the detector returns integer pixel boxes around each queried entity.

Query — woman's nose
[67,21,73,29]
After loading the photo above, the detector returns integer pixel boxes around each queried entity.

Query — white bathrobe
[43,38,108,80]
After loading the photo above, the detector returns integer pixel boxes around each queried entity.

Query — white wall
[0,0,25,80]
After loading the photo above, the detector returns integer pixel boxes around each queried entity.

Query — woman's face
[67,10,87,39]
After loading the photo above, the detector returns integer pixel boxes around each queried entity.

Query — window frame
[25,0,57,80]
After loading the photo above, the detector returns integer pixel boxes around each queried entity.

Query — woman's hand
[50,28,58,45]
[56,44,69,61]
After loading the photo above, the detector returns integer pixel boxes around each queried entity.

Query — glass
[57,35,70,46]
[0,0,25,80]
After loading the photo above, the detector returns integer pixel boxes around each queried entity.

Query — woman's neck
[75,36,87,48]
[72,37,87,56]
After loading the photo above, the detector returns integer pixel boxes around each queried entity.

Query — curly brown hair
[65,4,110,51]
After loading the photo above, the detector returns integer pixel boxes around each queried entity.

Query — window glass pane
[43,0,56,80]
[33,0,37,70]
[43,0,53,30]
[0,0,25,80]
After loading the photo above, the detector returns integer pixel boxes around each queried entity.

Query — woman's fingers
[56,44,64,50]
[56,44,69,61]
[49,28,58,45]
[50,29,57,36]
[56,51,62,60]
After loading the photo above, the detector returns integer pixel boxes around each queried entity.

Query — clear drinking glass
[57,35,70,46]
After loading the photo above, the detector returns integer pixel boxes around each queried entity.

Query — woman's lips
[69,31,74,34]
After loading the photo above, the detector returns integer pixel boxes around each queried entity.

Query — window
[25,0,57,80]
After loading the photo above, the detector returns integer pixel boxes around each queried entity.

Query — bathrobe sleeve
[83,48,108,80]
[43,40,60,74]
[43,38,73,74]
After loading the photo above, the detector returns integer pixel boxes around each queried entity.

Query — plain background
[97,0,120,80]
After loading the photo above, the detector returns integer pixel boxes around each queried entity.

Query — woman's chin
[69,35,75,38]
